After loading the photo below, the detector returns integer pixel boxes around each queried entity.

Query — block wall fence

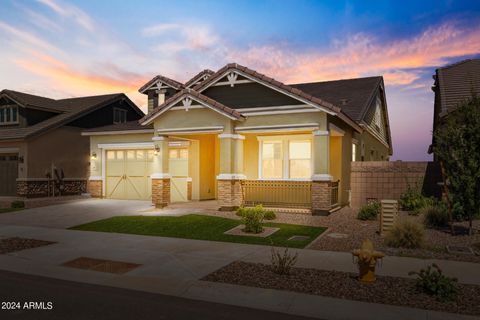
[350,161,442,208]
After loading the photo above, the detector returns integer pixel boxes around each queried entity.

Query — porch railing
[243,180,312,209]
[330,180,339,208]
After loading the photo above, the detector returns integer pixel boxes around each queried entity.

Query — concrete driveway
[0,198,153,229]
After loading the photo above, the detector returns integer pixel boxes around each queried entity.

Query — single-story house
[0,90,144,197]
[84,63,392,214]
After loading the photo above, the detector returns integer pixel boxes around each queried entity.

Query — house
[0,90,144,197]
[429,59,480,158]
[84,63,392,214]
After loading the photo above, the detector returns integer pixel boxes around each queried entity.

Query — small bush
[263,210,276,220]
[271,246,298,275]
[423,204,449,229]
[242,207,264,233]
[11,201,25,209]
[408,264,458,302]
[236,205,276,220]
[357,201,380,220]
[399,186,434,214]
[384,220,424,249]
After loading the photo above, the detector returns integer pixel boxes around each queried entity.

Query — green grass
[70,214,326,248]
[0,207,24,214]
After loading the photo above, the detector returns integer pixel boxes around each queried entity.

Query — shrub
[423,204,449,229]
[263,210,276,220]
[408,264,458,302]
[11,201,25,209]
[399,186,434,214]
[236,205,276,220]
[270,246,298,275]
[242,208,264,234]
[384,220,424,249]
[357,201,381,220]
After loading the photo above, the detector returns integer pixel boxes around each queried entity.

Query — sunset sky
[1,0,479,160]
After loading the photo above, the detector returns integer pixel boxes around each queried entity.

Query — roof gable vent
[340,98,349,105]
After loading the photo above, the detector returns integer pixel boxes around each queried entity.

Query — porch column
[217,133,245,211]
[151,136,170,208]
[311,129,332,215]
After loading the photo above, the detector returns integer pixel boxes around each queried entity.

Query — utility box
[380,200,398,235]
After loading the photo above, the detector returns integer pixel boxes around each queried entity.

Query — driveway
[0,198,153,229]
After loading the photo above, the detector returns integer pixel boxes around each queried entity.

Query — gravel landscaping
[203,261,480,316]
[204,208,480,262]
[0,237,56,254]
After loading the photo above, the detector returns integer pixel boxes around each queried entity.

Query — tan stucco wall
[239,112,327,129]
[27,126,89,179]
[0,140,27,179]
[153,108,233,133]
[360,130,390,161]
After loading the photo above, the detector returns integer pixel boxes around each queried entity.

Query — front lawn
[70,214,326,248]
[0,208,24,214]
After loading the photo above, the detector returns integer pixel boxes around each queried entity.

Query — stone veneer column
[151,136,170,208]
[217,133,245,211]
[88,179,103,198]
[311,129,333,215]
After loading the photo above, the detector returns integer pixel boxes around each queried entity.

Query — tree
[433,95,480,235]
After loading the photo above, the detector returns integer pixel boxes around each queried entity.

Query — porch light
[91,152,97,160]
[154,146,160,156]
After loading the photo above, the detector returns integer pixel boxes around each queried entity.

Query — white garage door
[105,149,154,200]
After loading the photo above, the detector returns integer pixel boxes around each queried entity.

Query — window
[259,135,312,180]
[0,105,19,125]
[373,97,382,132]
[113,108,127,124]
[352,143,357,162]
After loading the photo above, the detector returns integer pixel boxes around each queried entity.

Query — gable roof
[82,120,153,135]
[141,88,244,125]
[435,59,480,117]
[185,69,215,88]
[291,76,383,122]
[1,90,63,113]
[138,75,184,94]
[0,91,143,141]
[193,63,341,115]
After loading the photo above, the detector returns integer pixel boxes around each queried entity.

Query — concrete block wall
[350,161,441,208]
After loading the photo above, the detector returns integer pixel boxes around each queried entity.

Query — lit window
[261,141,283,179]
[113,108,127,124]
[289,141,311,179]
[259,136,311,180]
[0,105,19,125]
[352,144,357,162]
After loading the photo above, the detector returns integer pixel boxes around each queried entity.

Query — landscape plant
[399,183,434,214]
[236,204,276,220]
[357,201,381,220]
[423,203,449,229]
[242,208,264,233]
[270,246,298,275]
[433,95,480,235]
[11,201,25,209]
[408,263,458,302]
[384,220,424,249]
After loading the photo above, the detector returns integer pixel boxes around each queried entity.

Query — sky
[1,0,479,160]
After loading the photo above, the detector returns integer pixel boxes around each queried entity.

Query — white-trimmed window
[373,96,382,132]
[352,143,357,162]
[0,105,19,125]
[258,135,312,180]
[113,108,127,124]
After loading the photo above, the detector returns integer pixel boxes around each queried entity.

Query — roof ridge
[290,75,383,86]
[437,58,479,71]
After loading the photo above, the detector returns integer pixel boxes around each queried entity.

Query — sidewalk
[0,224,478,320]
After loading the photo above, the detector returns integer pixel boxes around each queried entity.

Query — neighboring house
[84,63,392,214]
[429,59,480,158]
[0,90,144,197]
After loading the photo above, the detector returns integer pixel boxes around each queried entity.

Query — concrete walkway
[0,224,478,320]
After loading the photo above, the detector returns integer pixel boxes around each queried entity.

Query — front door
[105,149,153,200]
[169,148,188,202]
[0,154,18,196]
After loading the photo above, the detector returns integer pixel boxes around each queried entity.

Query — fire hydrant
[352,239,385,283]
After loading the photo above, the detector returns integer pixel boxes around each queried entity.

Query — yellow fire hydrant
[352,239,385,283]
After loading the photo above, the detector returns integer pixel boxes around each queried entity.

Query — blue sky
[1,0,479,160]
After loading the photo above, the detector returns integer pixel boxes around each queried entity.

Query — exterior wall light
[91,152,97,160]
[154,146,160,156]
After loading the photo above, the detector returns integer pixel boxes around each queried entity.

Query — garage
[105,149,154,200]
[0,153,18,196]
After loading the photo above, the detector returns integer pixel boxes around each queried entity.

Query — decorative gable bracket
[227,72,238,87]
[182,97,192,111]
